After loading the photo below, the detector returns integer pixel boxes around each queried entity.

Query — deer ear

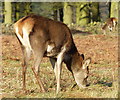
[82,58,91,69]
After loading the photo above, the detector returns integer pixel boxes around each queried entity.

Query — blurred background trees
[110,1,118,19]
[1,1,119,26]
[4,0,12,23]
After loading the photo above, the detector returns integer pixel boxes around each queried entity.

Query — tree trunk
[15,3,20,21]
[76,2,90,26]
[53,10,57,21]
[90,2,99,22]
[63,2,73,25]
[24,2,31,16]
[59,8,63,22]
[110,2,118,19]
[4,0,12,23]
[99,2,110,22]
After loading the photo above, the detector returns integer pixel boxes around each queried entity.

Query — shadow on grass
[97,81,112,87]
[71,29,92,35]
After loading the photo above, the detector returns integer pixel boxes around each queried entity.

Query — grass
[2,58,118,98]
[1,34,118,98]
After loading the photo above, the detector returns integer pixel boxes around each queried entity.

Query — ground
[1,34,118,98]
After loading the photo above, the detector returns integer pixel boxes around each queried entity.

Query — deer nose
[86,83,90,87]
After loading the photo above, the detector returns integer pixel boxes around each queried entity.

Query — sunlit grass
[2,57,118,98]
[2,34,118,98]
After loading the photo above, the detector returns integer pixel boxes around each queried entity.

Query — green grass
[2,57,118,98]
[2,23,118,98]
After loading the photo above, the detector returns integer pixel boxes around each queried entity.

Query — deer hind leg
[15,27,32,92]
[31,48,46,92]
[21,45,31,91]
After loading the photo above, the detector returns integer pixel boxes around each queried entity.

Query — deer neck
[71,52,83,72]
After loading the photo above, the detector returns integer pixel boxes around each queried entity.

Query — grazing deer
[14,14,91,94]
[102,17,117,34]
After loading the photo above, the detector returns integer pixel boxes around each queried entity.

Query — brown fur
[14,14,90,93]
[102,17,117,32]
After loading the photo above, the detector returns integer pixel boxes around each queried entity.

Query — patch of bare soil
[2,34,118,66]
[73,34,118,65]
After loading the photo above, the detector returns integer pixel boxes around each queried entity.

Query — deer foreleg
[54,47,66,94]
[54,62,61,94]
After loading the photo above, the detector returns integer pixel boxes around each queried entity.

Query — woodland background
[1,2,119,25]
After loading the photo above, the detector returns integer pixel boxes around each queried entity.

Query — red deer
[14,14,91,94]
[102,17,117,34]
